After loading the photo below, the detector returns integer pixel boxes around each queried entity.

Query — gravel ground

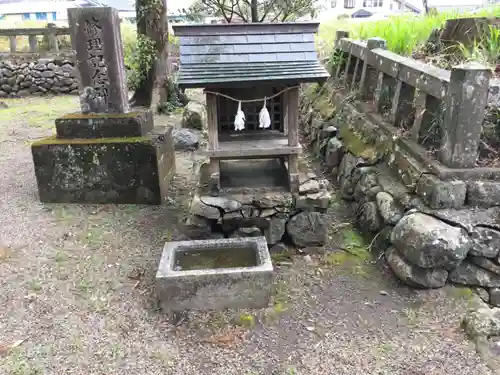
[0,96,495,375]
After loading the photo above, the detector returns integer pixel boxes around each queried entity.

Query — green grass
[318,6,500,58]
[0,96,77,129]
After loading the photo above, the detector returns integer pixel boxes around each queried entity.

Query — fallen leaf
[128,267,145,280]
[202,327,246,348]
[0,339,26,356]
[0,245,10,261]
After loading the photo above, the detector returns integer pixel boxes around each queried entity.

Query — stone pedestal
[55,111,153,138]
[31,126,175,204]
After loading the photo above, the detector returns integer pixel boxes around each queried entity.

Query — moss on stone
[312,96,335,120]
[31,135,151,147]
[339,125,378,162]
[61,112,145,119]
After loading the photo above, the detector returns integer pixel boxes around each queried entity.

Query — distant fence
[167,43,180,73]
[0,23,71,54]
[332,30,491,170]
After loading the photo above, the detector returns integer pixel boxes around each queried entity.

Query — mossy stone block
[31,126,175,204]
[55,111,153,139]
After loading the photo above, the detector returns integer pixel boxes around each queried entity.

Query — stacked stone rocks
[184,173,331,249]
[0,59,78,97]
[320,129,500,306]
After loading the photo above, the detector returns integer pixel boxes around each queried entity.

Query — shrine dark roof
[172,22,330,88]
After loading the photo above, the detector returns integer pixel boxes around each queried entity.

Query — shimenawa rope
[204,86,300,131]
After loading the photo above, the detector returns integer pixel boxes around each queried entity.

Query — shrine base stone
[31,126,175,204]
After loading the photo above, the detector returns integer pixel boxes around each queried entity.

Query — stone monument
[31,7,175,204]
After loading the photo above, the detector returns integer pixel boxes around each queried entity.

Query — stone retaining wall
[183,161,332,250]
[301,81,500,307]
[0,58,78,97]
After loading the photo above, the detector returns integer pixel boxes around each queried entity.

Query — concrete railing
[0,23,70,54]
[333,30,491,169]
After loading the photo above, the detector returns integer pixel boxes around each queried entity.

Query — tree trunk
[251,0,258,22]
[130,0,168,108]
[422,0,429,14]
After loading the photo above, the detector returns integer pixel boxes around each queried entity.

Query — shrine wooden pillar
[206,91,220,194]
[287,86,299,194]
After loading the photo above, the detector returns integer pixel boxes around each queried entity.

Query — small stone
[475,287,490,303]
[391,213,470,269]
[182,101,206,130]
[172,128,199,151]
[353,172,378,204]
[469,227,500,258]
[34,63,47,71]
[338,154,359,199]
[490,288,500,307]
[190,196,220,220]
[324,137,344,168]
[357,202,383,233]
[0,91,7,98]
[200,196,241,213]
[299,179,320,194]
[463,306,500,337]
[61,63,74,73]
[230,226,262,238]
[469,256,500,275]
[1,84,11,93]
[286,212,328,247]
[467,181,500,208]
[415,174,466,209]
[295,190,330,210]
[450,261,500,287]
[376,192,403,225]
[380,290,389,296]
[259,208,276,218]
[385,247,448,288]
[42,70,55,78]
[0,101,7,109]
[264,214,287,245]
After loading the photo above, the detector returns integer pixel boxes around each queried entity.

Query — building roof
[0,0,78,14]
[351,9,373,17]
[98,0,135,12]
[172,22,330,88]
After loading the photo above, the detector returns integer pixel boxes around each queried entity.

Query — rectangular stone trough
[156,237,274,312]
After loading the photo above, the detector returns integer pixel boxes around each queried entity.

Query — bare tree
[184,0,319,23]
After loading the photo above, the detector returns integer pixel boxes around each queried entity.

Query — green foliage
[125,34,156,90]
[318,6,500,59]
[157,76,184,114]
[457,25,500,65]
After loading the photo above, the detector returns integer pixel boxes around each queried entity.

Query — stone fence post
[439,62,491,168]
[46,23,59,52]
[333,30,349,82]
[9,36,17,53]
[359,37,386,101]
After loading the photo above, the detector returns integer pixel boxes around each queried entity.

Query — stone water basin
[156,237,274,312]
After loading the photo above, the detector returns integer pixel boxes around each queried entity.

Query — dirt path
[0,96,494,375]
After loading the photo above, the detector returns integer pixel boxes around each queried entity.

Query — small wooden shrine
[173,22,329,195]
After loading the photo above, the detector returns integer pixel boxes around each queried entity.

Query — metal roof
[172,22,330,88]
